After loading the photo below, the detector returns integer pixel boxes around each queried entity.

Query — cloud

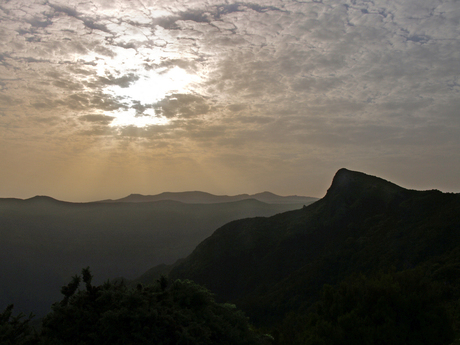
[79,114,115,125]
[48,3,111,33]
[98,74,140,88]
[1,0,460,199]
[227,104,247,112]
[116,124,169,138]
[153,94,211,118]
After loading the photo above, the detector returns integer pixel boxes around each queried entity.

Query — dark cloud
[52,79,82,91]
[131,100,147,114]
[79,114,115,125]
[152,8,214,30]
[151,16,182,30]
[227,104,247,112]
[25,35,42,42]
[406,35,431,44]
[48,3,111,33]
[151,3,283,31]
[33,116,60,124]
[178,9,212,24]
[31,98,55,110]
[48,4,79,18]
[23,57,52,63]
[0,94,18,107]
[153,59,198,72]
[214,3,283,18]
[30,91,126,113]
[98,74,140,88]
[93,45,117,57]
[26,17,53,28]
[153,94,210,118]
[82,19,110,33]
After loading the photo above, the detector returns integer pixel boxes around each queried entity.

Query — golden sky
[1,0,459,201]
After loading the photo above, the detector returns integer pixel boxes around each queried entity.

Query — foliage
[39,267,267,345]
[273,270,455,345]
[0,304,37,345]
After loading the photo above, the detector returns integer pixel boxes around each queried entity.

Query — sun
[104,66,199,128]
[85,44,200,128]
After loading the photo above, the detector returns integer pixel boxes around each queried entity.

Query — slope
[164,168,460,327]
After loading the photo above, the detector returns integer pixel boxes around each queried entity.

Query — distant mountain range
[0,193,316,317]
[102,191,317,205]
[134,168,460,332]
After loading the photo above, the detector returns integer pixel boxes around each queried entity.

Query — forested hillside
[138,168,460,344]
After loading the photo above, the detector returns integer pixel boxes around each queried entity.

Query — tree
[0,304,37,345]
[40,268,269,345]
[274,270,455,345]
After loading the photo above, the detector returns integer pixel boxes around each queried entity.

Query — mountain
[103,191,317,205]
[136,168,460,329]
[0,196,315,317]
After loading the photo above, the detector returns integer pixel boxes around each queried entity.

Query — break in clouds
[0,0,459,199]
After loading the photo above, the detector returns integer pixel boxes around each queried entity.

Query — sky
[0,0,459,202]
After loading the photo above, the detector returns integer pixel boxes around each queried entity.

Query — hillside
[134,169,460,332]
[0,196,314,317]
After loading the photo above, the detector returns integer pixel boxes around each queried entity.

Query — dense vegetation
[273,269,457,345]
[1,268,268,345]
[0,304,36,345]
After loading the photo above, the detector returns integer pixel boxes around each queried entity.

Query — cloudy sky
[0,0,459,201]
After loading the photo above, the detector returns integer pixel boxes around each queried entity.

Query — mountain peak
[329,168,355,189]
[325,168,406,202]
[25,195,60,203]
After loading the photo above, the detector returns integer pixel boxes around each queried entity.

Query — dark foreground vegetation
[274,269,458,345]
[1,268,269,345]
[2,268,458,344]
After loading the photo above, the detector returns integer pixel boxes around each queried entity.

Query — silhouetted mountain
[0,196,313,317]
[104,191,317,204]
[136,168,460,329]
[24,195,64,203]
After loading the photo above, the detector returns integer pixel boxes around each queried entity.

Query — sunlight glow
[104,66,198,127]
[109,108,169,127]
[75,39,201,128]
[107,67,196,105]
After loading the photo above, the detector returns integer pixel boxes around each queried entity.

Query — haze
[1,0,459,202]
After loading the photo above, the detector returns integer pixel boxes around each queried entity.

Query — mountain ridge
[102,191,317,204]
[1,191,318,205]
[135,168,460,329]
